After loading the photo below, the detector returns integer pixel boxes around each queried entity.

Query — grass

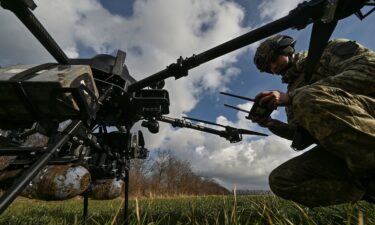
[0,195,374,225]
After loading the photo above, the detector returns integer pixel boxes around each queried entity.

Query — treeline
[129,150,230,197]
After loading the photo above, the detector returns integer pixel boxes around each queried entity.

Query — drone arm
[158,116,225,137]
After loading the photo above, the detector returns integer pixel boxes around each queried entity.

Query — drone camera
[141,119,159,134]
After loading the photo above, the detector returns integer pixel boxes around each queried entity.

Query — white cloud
[258,0,305,21]
[152,103,300,190]
[165,128,300,190]
[198,135,299,188]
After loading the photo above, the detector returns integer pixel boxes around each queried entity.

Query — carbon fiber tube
[158,116,223,137]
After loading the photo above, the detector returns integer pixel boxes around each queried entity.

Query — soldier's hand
[255,90,290,109]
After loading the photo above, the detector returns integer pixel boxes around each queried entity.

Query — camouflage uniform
[263,38,375,207]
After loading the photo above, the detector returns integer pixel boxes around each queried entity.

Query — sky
[0,0,374,190]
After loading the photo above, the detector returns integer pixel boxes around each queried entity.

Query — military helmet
[254,35,296,73]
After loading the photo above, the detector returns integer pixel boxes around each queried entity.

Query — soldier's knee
[269,168,287,197]
[268,169,279,195]
[269,162,305,200]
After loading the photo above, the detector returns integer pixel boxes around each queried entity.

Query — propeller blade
[220,92,255,102]
[182,116,225,128]
[224,104,250,113]
[238,129,268,137]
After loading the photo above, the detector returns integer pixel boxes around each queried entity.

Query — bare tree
[129,158,151,197]
[125,148,230,197]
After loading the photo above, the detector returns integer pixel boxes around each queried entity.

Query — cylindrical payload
[88,179,124,200]
[22,164,91,200]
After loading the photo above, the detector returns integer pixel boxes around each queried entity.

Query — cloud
[0,9,53,65]
[151,101,297,190]
[199,136,300,189]
[258,0,305,21]
[157,109,301,190]
[0,0,104,64]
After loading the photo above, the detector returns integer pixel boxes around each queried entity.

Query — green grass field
[0,195,374,225]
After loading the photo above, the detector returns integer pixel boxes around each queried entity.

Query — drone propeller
[223,104,250,113]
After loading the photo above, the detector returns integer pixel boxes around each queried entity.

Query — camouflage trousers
[270,85,375,207]
[292,85,375,175]
[269,146,371,207]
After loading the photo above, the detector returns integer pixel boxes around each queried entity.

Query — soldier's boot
[269,146,366,207]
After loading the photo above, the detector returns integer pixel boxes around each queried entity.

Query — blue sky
[0,0,374,189]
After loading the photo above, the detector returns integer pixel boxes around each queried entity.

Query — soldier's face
[270,55,289,75]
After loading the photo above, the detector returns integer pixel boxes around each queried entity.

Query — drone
[0,0,373,224]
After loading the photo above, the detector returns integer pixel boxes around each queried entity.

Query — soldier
[251,35,375,207]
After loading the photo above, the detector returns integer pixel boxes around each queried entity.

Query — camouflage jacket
[269,39,375,139]
[288,38,375,100]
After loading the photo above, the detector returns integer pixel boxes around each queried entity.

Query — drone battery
[132,89,170,117]
[0,64,99,128]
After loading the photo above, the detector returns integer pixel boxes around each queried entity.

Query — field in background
[0,195,374,225]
